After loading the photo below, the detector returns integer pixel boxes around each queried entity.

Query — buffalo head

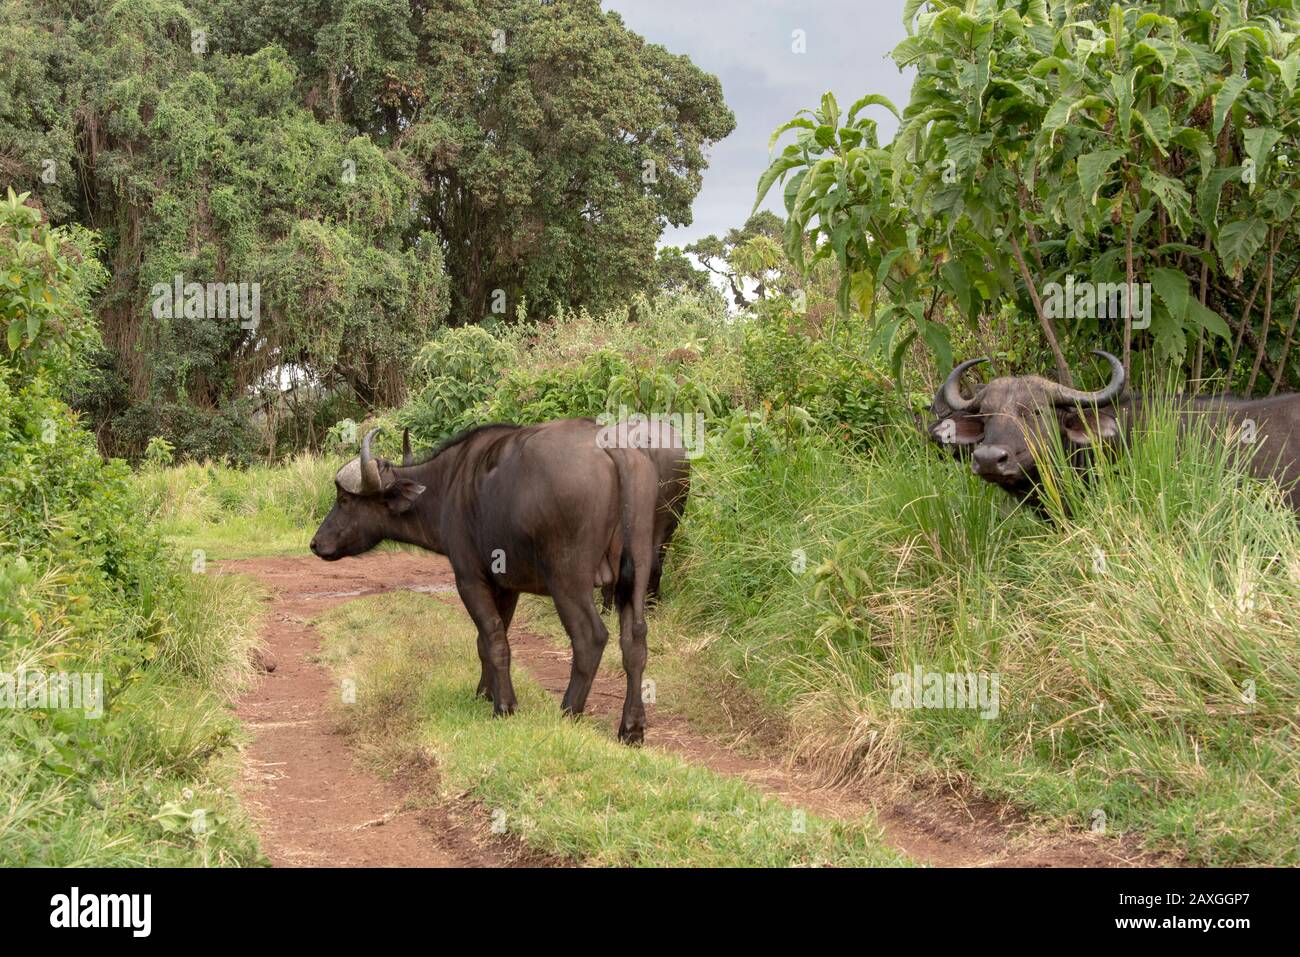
[310,428,427,560]
[928,351,1126,494]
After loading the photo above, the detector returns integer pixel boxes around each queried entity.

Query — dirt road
[228,554,516,867]
[223,552,1164,868]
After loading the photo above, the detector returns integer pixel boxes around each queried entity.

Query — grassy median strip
[314,591,910,867]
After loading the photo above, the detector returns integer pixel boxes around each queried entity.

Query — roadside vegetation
[0,193,264,865]
[669,411,1299,866]
[135,453,338,559]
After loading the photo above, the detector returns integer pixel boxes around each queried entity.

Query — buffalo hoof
[493,702,516,718]
[617,724,645,746]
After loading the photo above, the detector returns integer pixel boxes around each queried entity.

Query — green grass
[0,570,267,866]
[134,453,339,557]
[314,591,910,867]
[668,405,1300,866]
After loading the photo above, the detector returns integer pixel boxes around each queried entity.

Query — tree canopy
[760,0,1300,394]
[1,0,733,458]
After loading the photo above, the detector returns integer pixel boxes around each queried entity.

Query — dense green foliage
[761,0,1300,393]
[394,293,901,455]
[1,193,261,865]
[2,0,732,460]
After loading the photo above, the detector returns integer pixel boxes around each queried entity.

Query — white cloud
[606,0,913,246]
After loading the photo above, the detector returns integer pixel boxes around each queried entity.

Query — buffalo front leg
[474,590,518,702]
[457,579,517,716]
[474,632,494,702]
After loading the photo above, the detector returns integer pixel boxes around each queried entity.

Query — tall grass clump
[668,399,1300,865]
[135,453,339,557]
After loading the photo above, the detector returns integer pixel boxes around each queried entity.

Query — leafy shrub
[144,436,176,468]
[399,325,515,444]
[395,292,898,451]
[742,303,897,445]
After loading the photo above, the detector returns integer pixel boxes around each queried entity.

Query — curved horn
[359,427,383,494]
[1048,350,1126,407]
[402,428,413,467]
[939,358,989,412]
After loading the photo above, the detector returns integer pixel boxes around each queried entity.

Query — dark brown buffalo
[309,418,669,743]
[596,415,691,603]
[929,350,1300,511]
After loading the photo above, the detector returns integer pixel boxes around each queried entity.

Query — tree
[1,0,733,458]
[650,246,716,300]
[687,211,807,307]
[203,0,735,321]
[760,0,1300,395]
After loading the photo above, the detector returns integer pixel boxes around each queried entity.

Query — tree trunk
[1123,225,1135,378]
[1270,293,1300,396]
[1245,229,1277,394]
[1009,233,1073,386]
[1191,231,1212,391]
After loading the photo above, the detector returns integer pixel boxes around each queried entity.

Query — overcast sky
[605,0,914,247]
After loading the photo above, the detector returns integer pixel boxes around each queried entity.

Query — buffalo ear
[1059,407,1120,446]
[384,479,427,514]
[929,412,983,450]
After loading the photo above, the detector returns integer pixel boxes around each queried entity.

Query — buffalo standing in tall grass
[928,350,1300,512]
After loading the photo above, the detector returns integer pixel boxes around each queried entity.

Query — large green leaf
[1151,267,1191,321]
[903,0,928,36]
[1215,218,1268,280]
[947,131,994,175]
[1187,299,1231,340]
[1272,51,1300,95]
[1141,171,1193,231]
[1111,70,1135,141]
[1196,166,1241,227]
[1213,74,1249,138]
[847,94,901,124]
[1134,105,1172,156]
[1243,127,1283,189]
[1078,149,1125,205]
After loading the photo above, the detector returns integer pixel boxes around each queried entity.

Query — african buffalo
[596,415,691,603]
[310,418,682,743]
[404,418,689,602]
[928,350,1300,511]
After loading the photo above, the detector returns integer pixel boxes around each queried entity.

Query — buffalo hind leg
[550,589,609,717]
[616,600,649,744]
[457,578,517,716]
[616,541,652,744]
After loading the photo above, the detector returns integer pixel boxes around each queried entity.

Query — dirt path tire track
[225,551,1168,868]
[505,628,1163,868]
[225,554,526,868]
